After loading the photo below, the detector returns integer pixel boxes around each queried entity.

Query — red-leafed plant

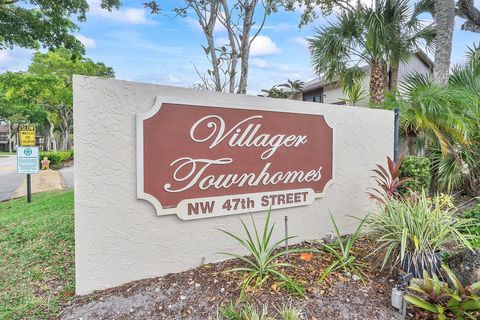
[368,156,412,204]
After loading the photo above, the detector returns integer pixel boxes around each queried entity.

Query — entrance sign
[73,76,394,295]
[137,99,334,220]
[19,124,36,146]
[17,146,39,174]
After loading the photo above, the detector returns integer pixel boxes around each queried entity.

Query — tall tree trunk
[369,61,386,103]
[7,122,12,153]
[220,0,238,93]
[48,119,57,152]
[389,60,400,94]
[433,0,455,85]
[237,1,255,94]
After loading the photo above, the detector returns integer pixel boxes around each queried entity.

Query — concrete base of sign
[73,76,394,295]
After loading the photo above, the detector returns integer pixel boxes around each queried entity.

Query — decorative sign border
[136,96,335,219]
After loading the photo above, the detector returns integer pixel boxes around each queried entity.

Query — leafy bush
[218,210,305,298]
[318,214,366,284]
[367,192,473,274]
[462,203,480,248]
[405,265,480,319]
[400,156,431,194]
[39,149,74,166]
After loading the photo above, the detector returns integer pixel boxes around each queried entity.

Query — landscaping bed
[60,238,401,320]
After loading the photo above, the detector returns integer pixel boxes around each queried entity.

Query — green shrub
[462,203,480,248]
[39,149,74,166]
[400,156,431,193]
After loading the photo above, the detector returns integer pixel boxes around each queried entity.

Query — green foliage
[39,149,73,166]
[0,0,120,52]
[367,193,473,272]
[318,214,366,283]
[404,265,480,319]
[383,44,480,194]
[260,86,291,99]
[400,156,431,193]
[462,202,480,248]
[308,0,435,102]
[0,48,114,151]
[211,302,302,320]
[0,191,75,320]
[340,81,367,106]
[276,304,301,320]
[218,210,305,298]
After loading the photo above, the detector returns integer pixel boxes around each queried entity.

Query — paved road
[0,155,24,202]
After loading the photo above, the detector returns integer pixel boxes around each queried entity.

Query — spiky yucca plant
[218,210,305,298]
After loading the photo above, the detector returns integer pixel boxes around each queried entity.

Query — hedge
[400,156,431,194]
[39,150,74,166]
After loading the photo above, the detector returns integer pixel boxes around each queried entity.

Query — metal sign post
[17,146,39,203]
[18,124,37,203]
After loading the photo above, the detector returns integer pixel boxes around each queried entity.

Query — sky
[1,0,480,95]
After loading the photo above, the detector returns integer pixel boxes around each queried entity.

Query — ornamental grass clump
[368,192,473,276]
[218,210,305,298]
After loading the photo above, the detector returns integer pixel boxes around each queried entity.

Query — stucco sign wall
[73,76,393,295]
[137,100,333,220]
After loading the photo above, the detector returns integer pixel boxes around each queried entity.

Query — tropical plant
[368,156,412,204]
[340,81,367,106]
[382,66,479,194]
[368,193,473,275]
[218,210,305,298]
[308,0,435,103]
[404,265,480,319]
[318,214,366,284]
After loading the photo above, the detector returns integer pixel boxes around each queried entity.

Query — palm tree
[382,0,436,92]
[432,0,456,85]
[279,79,304,93]
[308,0,434,103]
[260,86,290,99]
[383,69,478,193]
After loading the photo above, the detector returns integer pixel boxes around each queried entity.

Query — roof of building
[302,51,434,93]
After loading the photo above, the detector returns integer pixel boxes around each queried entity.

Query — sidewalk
[12,170,63,199]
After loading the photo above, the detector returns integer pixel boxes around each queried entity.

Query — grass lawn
[0,151,14,158]
[0,190,75,320]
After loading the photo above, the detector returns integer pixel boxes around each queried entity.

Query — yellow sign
[19,124,36,146]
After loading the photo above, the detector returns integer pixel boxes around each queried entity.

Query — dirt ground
[59,239,403,320]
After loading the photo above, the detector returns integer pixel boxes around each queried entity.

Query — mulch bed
[59,238,406,320]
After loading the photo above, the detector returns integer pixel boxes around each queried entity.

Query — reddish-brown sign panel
[143,103,333,209]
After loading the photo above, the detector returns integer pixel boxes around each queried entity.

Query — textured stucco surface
[73,76,394,295]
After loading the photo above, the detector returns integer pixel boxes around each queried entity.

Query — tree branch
[457,0,480,33]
